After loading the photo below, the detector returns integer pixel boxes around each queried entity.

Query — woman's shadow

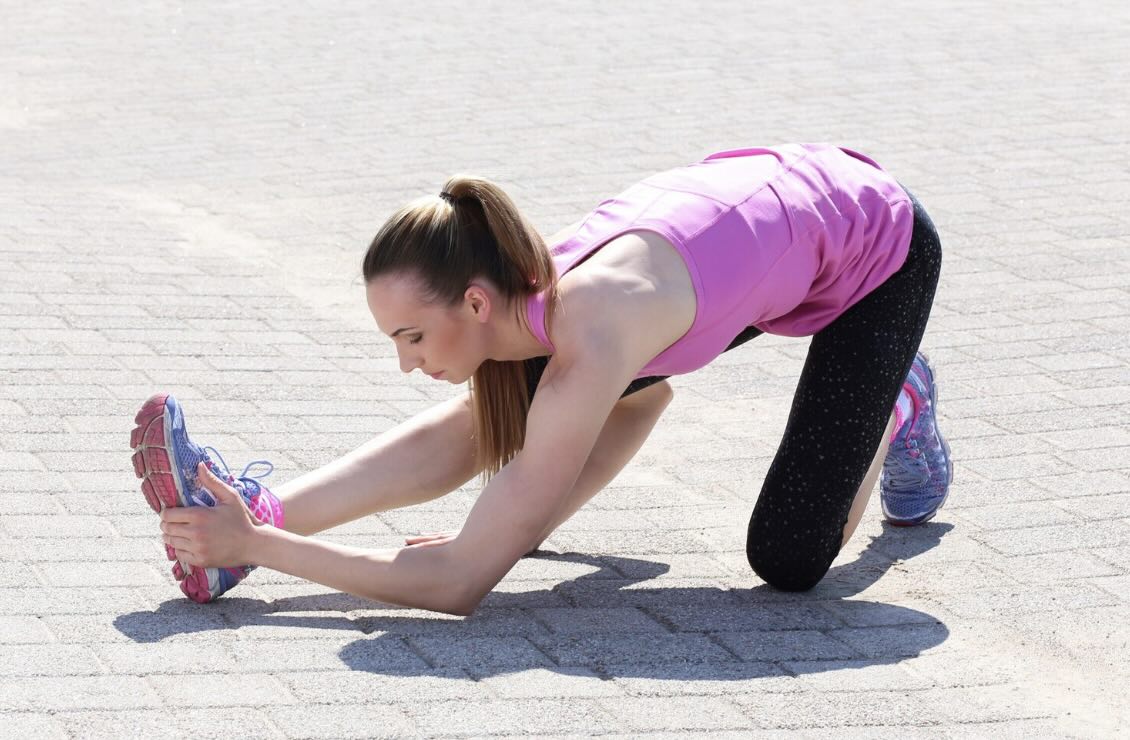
[115,522,952,681]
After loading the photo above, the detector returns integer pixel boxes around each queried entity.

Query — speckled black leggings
[524,190,942,591]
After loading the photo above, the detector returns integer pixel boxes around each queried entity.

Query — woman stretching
[130,143,951,614]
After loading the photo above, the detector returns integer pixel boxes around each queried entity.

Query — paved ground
[1,1,1128,737]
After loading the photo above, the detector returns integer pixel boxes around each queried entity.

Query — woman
[131,143,951,614]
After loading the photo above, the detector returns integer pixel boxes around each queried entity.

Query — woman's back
[527,143,915,378]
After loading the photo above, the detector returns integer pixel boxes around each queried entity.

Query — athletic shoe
[130,393,282,602]
[880,352,953,526]
[203,446,284,529]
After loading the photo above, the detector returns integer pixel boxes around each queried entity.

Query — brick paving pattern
[1,1,1128,737]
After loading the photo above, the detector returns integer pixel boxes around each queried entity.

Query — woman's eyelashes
[409,335,423,345]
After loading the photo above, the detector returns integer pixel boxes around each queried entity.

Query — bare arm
[406,380,674,551]
[252,378,669,615]
[162,330,641,615]
[531,379,672,546]
[165,286,659,615]
[441,332,645,610]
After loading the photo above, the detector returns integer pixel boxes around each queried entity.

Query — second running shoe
[880,352,953,526]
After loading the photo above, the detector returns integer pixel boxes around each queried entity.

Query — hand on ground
[404,530,460,547]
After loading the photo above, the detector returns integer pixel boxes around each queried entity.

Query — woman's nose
[397,348,421,374]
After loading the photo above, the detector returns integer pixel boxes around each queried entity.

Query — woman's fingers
[197,462,240,501]
[160,507,201,524]
[163,533,194,551]
[172,547,201,567]
[404,530,459,545]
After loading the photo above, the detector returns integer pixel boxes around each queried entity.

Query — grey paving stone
[949,501,1079,530]
[782,660,934,693]
[3,0,1130,734]
[826,624,952,660]
[0,644,106,677]
[713,630,866,663]
[0,587,151,616]
[596,695,755,732]
[605,661,790,698]
[923,685,1058,724]
[530,607,669,635]
[814,599,945,628]
[730,689,939,729]
[1030,470,1130,498]
[277,669,488,704]
[35,560,166,588]
[991,550,1123,584]
[0,675,161,711]
[148,672,297,707]
[93,641,244,676]
[555,578,746,608]
[532,633,736,668]
[407,635,555,673]
[405,698,621,737]
[6,536,165,563]
[974,520,1130,556]
[648,604,844,633]
[476,666,624,699]
[0,615,57,644]
[269,704,418,739]
[0,713,67,739]
[50,610,231,646]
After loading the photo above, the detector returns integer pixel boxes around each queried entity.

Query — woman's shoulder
[546,231,697,373]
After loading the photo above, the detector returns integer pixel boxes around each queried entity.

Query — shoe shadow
[114,523,952,683]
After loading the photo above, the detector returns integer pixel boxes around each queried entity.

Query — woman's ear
[464,281,494,323]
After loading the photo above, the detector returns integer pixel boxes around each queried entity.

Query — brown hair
[362,176,558,481]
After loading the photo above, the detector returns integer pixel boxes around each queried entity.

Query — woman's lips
[428,371,444,380]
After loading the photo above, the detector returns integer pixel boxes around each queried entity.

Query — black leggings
[524,190,942,591]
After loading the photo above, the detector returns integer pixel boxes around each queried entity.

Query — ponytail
[362,176,558,481]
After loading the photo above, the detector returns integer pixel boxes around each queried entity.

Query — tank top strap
[524,219,614,354]
[525,288,555,352]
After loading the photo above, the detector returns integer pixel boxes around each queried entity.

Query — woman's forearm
[248,526,473,615]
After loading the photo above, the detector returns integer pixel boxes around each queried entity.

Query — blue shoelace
[190,446,274,507]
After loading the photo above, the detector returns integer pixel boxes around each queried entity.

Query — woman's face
[366,273,485,384]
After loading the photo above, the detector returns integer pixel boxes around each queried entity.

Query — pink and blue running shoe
[130,393,283,603]
[880,352,953,526]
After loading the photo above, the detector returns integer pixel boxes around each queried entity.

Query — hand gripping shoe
[131,393,283,602]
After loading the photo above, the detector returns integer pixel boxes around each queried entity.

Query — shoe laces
[885,438,929,492]
[191,446,274,507]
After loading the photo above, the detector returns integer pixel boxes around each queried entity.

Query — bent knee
[746,544,832,592]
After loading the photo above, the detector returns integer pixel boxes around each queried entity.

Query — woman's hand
[404,530,459,548]
[160,462,259,568]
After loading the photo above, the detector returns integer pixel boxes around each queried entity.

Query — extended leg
[273,392,480,536]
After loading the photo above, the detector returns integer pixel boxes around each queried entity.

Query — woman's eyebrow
[391,327,419,337]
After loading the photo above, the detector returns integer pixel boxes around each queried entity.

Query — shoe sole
[886,352,954,527]
[130,393,222,603]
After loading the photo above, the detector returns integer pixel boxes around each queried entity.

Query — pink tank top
[526,143,914,379]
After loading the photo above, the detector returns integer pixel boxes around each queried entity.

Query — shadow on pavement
[114,521,952,681]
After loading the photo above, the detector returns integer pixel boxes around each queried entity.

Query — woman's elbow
[436,562,495,617]
[444,597,480,618]
[443,581,487,617]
